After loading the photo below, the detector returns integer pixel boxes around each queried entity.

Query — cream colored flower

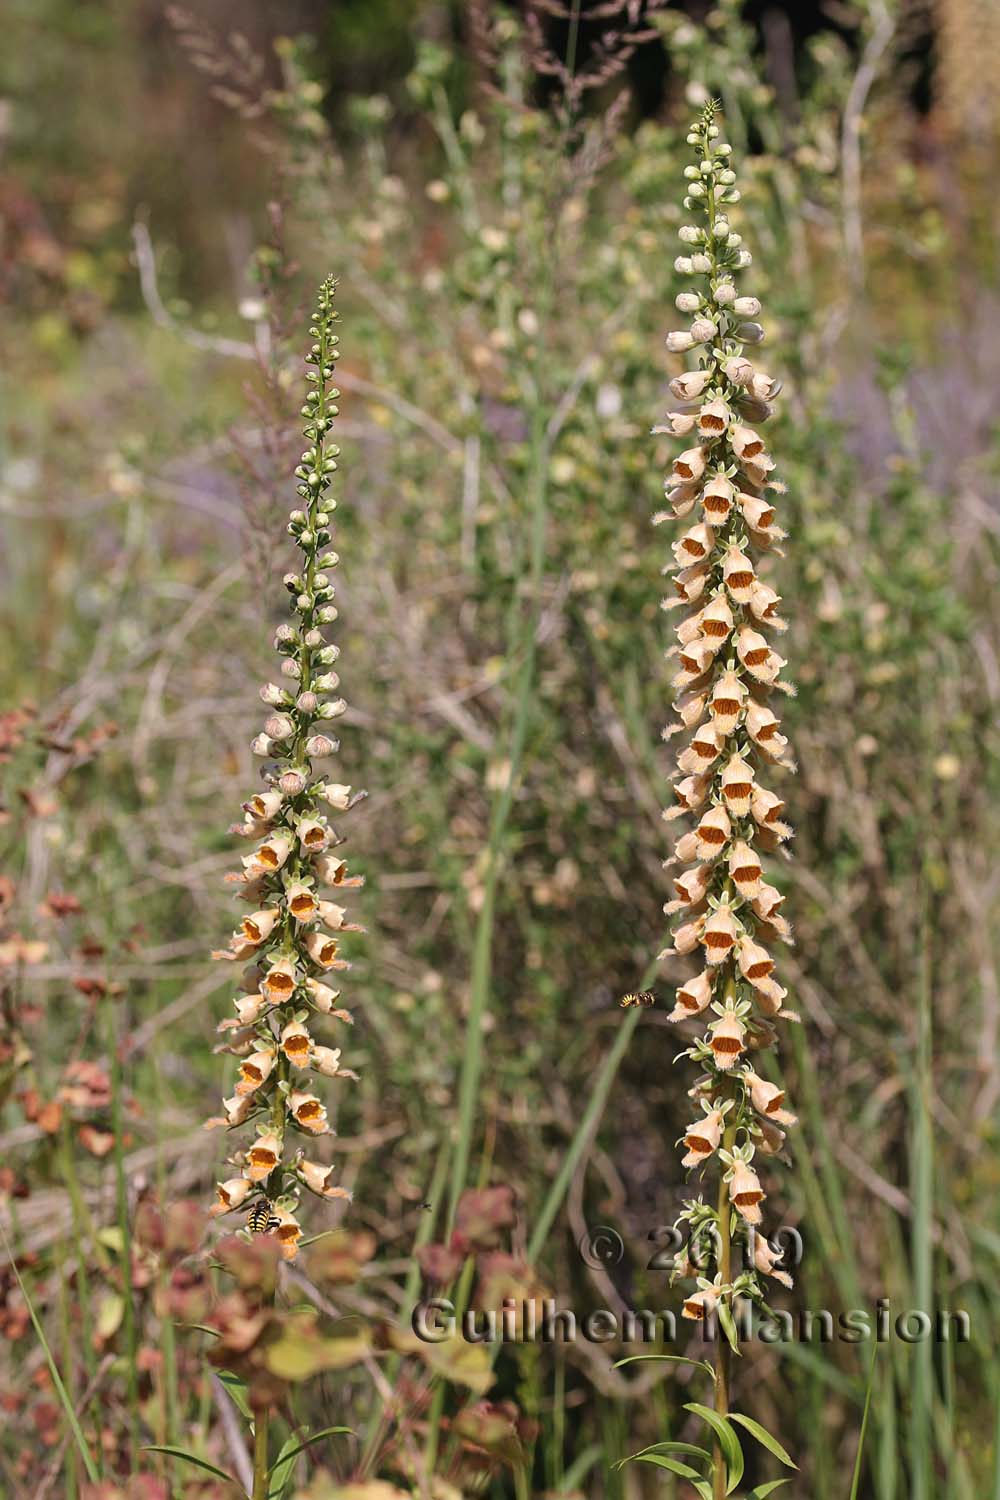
[709,1008,746,1068]
[728,840,763,899]
[221,1093,254,1128]
[699,593,734,643]
[280,1019,312,1068]
[673,522,714,565]
[234,992,269,1026]
[311,1045,343,1078]
[306,977,343,1013]
[730,424,766,462]
[262,957,298,1003]
[245,791,283,820]
[722,545,756,602]
[673,446,708,484]
[298,1159,351,1199]
[697,398,730,436]
[287,884,319,922]
[670,369,713,401]
[738,938,775,987]
[297,817,329,853]
[253,832,293,873]
[720,753,754,816]
[288,1091,329,1135]
[747,581,787,631]
[729,1160,765,1224]
[743,1068,797,1125]
[244,1130,283,1184]
[671,863,711,908]
[305,930,341,969]
[702,905,739,963]
[314,852,357,887]
[210,1177,252,1216]
[236,1048,276,1096]
[318,782,352,811]
[674,562,711,604]
[240,908,282,945]
[274,1206,302,1261]
[695,803,731,858]
[701,475,735,526]
[681,1104,726,1166]
[752,1235,793,1288]
[682,1286,719,1321]
[708,671,747,736]
[735,625,785,685]
[672,968,714,1018]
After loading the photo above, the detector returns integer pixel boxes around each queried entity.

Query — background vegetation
[1,1,999,1497]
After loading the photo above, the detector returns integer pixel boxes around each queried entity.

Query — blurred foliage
[1,2,999,1499]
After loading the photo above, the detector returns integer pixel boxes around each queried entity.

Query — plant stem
[252,1409,270,1500]
[713,1119,737,1500]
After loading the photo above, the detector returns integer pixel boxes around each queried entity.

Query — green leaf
[746,1483,791,1498]
[614,1353,716,1378]
[684,1403,744,1494]
[267,1424,354,1493]
[635,1455,701,1479]
[718,1300,742,1357]
[215,1370,252,1420]
[618,1441,712,1470]
[729,1413,798,1469]
[141,1445,239,1486]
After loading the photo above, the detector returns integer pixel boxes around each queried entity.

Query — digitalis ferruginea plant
[206,278,361,1263]
[657,103,799,1494]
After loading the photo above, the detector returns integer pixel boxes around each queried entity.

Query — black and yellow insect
[246,1198,281,1235]
[619,990,656,1009]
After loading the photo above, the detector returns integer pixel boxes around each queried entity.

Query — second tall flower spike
[658,101,798,1316]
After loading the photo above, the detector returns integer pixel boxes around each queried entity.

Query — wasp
[246,1198,281,1235]
[620,990,656,1009]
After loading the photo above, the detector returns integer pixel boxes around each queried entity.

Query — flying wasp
[246,1198,281,1236]
[620,990,656,1009]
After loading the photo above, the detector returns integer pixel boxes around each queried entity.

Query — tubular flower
[207,280,363,1259]
[656,105,797,1329]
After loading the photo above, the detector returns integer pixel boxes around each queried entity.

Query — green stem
[252,1410,270,1500]
[714,1117,737,1500]
[108,1008,140,1460]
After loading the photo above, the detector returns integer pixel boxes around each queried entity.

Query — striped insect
[246,1198,281,1236]
[619,990,656,1009]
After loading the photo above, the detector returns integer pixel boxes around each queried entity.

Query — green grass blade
[909,895,935,1500]
[556,1443,603,1491]
[849,1340,879,1500]
[529,1006,641,1260]
[2,1227,100,1483]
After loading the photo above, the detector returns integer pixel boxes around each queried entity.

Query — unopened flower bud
[278,768,308,796]
[304,734,338,758]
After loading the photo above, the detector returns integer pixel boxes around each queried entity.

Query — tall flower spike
[208,277,361,1255]
[659,103,797,1486]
